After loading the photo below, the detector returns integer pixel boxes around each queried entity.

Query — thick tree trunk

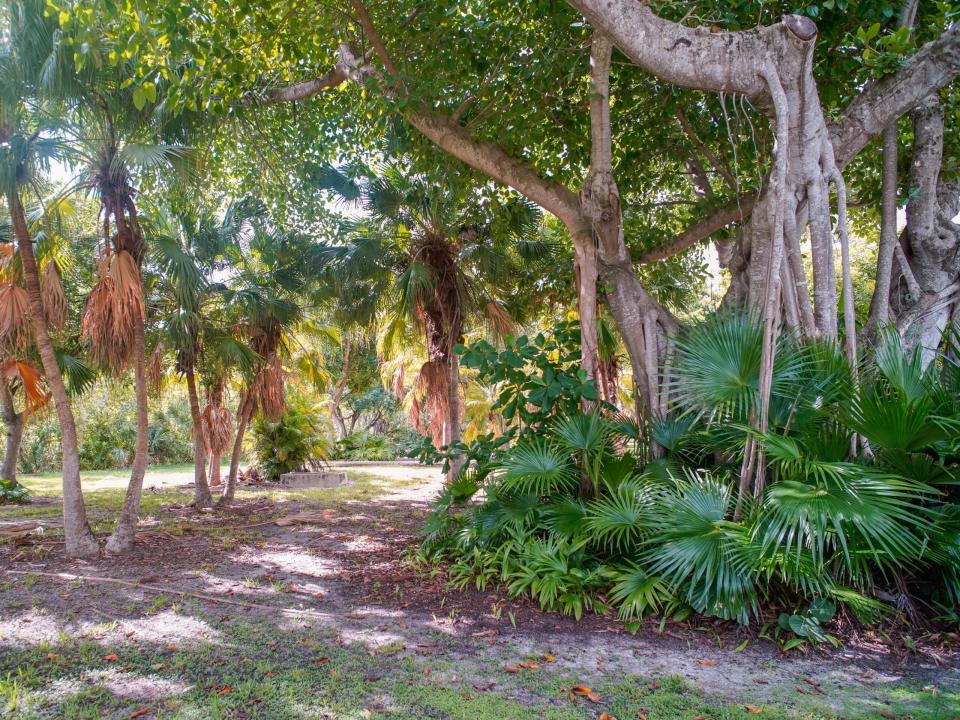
[8,192,99,557]
[0,382,24,485]
[105,317,149,553]
[219,393,253,507]
[185,362,212,507]
[895,97,960,365]
[580,34,677,428]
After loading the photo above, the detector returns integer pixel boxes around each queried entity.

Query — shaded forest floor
[0,464,957,719]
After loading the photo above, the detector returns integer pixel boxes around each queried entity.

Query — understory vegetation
[420,319,960,643]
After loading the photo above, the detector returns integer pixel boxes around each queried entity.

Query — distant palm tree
[316,164,544,473]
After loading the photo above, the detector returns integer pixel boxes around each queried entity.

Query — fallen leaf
[752,678,769,685]
[128,708,152,719]
[636,711,648,720]
[264,671,277,678]
[518,661,540,670]
[45,653,58,660]
[802,677,821,688]
[473,682,495,691]
[504,665,520,673]
[696,659,718,666]
[314,657,330,665]
[744,705,764,714]
[571,685,602,702]
[103,654,119,662]
[543,654,555,663]
[216,685,232,696]
[600,713,619,720]
[648,680,660,690]
[422,666,431,676]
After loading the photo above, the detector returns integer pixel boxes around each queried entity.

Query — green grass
[1,606,955,719]
[0,462,429,535]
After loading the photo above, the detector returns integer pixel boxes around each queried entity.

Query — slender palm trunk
[0,381,24,485]
[8,192,98,557]
[209,454,222,486]
[105,318,149,553]
[445,352,463,481]
[186,362,212,507]
[219,393,253,507]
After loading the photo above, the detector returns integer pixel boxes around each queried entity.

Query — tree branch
[636,196,755,264]
[830,24,960,168]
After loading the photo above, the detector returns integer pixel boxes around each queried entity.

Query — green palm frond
[643,474,760,623]
[756,444,936,579]
[54,349,97,397]
[544,496,588,537]
[552,411,610,455]
[498,440,577,497]
[606,564,673,621]
[585,480,653,552]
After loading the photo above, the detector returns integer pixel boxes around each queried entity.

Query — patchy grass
[5,604,946,720]
[1,465,957,719]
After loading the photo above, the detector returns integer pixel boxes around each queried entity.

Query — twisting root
[824,142,861,457]
[738,61,789,513]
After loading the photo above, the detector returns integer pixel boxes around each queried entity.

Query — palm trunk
[209,453,222,486]
[185,362,212,506]
[445,352,463,481]
[8,192,99,557]
[0,381,24,485]
[219,393,253,507]
[105,316,149,553]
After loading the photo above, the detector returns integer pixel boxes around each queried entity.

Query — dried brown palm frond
[0,283,31,351]
[392,364,406,399]
[409,395,423,434]
[147,342,165,396]
[40,261,67,331]
[1,359,50,417]
[414,359,449,447]
[485,300,515,340]
[254,353,285,422]
[201,399,233,456]
[81,251,145,372]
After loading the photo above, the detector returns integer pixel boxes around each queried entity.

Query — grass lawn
[0,465,957,719]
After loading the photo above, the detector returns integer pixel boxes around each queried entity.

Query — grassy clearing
[3,602,952,720]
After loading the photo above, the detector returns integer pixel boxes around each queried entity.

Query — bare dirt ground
[0,464,958,719]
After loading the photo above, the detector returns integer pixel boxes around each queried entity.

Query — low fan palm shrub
[420,319,960,638]
[250,394,333,480]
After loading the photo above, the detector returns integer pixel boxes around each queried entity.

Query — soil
[1,464,957,715]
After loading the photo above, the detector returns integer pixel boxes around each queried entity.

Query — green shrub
[250,394,333,480]
[419,320,960,641]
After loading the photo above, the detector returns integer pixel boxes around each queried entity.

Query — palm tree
[316,164,543,472]
[0,0,99,555]
[44,26,196,552]
[151,199,261,506]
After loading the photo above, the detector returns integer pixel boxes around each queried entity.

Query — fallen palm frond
[81,251,145,372]
[0,283,31,350]
[40,261,67,330]
[1,359,50,416]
